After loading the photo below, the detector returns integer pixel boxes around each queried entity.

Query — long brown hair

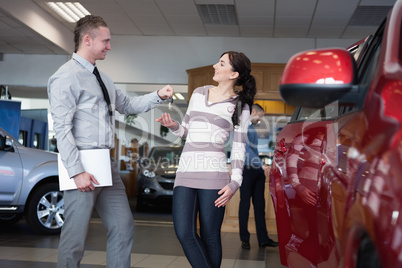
[222,51,257,126]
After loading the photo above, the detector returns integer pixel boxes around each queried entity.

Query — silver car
[0,127,63,235]
[136,145,183,211]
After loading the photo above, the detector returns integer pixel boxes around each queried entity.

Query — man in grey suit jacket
[48,15,173,268]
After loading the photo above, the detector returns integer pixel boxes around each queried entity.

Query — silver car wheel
[37,190,64,229]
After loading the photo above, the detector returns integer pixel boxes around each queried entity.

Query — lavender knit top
[171,85,250,194]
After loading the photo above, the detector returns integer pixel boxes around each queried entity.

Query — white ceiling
[0,0,397,55]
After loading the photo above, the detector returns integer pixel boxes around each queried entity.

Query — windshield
[348,35,373,67]
[149,147,182,166]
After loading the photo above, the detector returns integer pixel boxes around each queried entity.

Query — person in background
[238,103,278,249]
[48,15,173,267]
[286,127,326,264]
[156,51,256,267]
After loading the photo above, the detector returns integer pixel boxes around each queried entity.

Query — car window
[349,35,373,67]
[304,25,383,120]
[289,20,385,124]
[360,41,382,86]
[357,19,384,85]
[297,102,339,121]
[339,28,383,116]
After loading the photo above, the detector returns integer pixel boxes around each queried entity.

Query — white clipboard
[58,149,113,191]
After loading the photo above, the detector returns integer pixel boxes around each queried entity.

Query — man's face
[251,110,264,125]
[88,26,111,63]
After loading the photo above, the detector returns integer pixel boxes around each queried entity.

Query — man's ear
[84,35,91,46]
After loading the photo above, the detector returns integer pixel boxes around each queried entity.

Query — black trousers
[238,166,269,244]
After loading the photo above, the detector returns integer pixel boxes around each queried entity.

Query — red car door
[270,106,338,267]
[270,1,402,267]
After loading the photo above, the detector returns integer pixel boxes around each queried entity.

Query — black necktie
[93,67,113,117]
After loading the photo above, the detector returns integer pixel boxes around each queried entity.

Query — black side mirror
[3,136,15,152]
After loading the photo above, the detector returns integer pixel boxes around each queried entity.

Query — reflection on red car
[269,1,402,267]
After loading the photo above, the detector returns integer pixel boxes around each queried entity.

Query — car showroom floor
[0,197,284,268]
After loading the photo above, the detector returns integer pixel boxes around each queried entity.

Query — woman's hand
[299,188,317,206]
[215,186,234,207]
[157,85,174,100]
[262,164,269,176]
[156,113,176,128]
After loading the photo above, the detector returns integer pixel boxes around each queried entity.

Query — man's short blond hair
[74,15,108,53]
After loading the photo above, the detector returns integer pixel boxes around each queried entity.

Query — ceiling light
[46,2,90,23]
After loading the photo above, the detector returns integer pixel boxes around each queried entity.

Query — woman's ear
[230,72,239,80]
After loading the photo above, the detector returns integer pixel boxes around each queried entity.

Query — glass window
[349,35,373,67]
[18,131,28,146]
[33,133,42,149]
[360,42,382,86]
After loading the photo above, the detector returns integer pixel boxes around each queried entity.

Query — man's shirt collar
[72,53,96,73]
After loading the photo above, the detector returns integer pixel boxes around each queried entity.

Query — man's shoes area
[241,241,251,250]
[259,238,279,248]
[241,238,278,249]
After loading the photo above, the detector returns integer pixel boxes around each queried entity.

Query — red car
[269,1,402,267]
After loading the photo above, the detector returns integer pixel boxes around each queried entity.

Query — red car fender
[342,224,365,268]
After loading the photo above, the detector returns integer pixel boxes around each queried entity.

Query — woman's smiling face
[212,53,237,83]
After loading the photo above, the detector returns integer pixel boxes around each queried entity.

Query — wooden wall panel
[187,63,289,104]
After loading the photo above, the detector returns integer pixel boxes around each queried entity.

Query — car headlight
[142,169,155,178]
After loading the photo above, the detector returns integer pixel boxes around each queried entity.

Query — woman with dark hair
[156,51,256,267]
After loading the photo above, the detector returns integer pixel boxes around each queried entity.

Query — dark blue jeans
[172,186,225,268]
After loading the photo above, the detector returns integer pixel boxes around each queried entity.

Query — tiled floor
[0,198,285,268]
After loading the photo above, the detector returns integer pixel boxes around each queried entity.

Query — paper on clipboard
[58,149,113,191]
